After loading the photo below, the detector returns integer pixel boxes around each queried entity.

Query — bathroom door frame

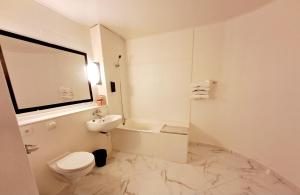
[0,45,39,195]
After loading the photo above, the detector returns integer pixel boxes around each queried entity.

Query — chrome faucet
[93,109,103,118]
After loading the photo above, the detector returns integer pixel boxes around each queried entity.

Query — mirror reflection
[0,32,92,113]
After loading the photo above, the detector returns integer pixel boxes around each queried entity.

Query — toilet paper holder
[25,144,39,154]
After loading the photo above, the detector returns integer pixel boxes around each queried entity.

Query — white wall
[190,0,300,187]
[189,23,226,146]
[0,1,108,194]
[94,25,128,116]
[0,48,39,195]
[126,29,193,126]
[90,25,108,97]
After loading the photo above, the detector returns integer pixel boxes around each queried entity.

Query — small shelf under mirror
[17,103,102,126]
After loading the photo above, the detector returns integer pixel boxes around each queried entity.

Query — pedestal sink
[86,115,122,133]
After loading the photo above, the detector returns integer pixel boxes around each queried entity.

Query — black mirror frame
[0,29,93,114]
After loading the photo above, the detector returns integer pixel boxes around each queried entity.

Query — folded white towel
[191,80,212,88]
[193,91,209,95]
[192,87,210,92]
[190,94,209,99]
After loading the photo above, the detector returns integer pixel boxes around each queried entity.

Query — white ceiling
[35,0,273,39]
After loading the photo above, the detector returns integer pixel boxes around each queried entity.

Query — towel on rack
[192,87,210,92]
[193,91,209,95]
[190,94,210,99]
[191,80,212,88]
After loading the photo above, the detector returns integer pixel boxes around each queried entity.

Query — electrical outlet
[20,126,33,137]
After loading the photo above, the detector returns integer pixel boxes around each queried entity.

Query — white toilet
[48,152,95,183]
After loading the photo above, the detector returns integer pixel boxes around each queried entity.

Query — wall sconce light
[87,62,101,85]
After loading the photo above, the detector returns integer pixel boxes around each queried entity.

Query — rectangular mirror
[0,30,93,114]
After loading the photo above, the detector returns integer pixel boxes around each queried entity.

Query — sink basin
[86,115,122,133]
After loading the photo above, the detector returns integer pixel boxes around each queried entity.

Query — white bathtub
[111,119,188,163]
[117,120,165,133]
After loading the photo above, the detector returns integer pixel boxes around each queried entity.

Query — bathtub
[111,119,188,163]
[117,120,165,133]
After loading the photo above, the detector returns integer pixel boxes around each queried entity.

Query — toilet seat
[56,152,94,172]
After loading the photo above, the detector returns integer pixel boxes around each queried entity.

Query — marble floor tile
[57,143,300,195]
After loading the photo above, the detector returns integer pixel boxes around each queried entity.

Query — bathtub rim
[116,119,165,133]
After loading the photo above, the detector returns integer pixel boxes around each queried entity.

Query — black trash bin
[92,149,107,167]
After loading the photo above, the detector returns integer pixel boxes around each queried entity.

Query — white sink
[86,115,122,133]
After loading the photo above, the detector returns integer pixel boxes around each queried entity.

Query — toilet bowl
[48,152,95,183]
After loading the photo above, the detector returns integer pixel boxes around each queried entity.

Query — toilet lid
[56,152,94,171]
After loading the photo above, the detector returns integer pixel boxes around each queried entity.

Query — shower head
[115,55,122,68]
